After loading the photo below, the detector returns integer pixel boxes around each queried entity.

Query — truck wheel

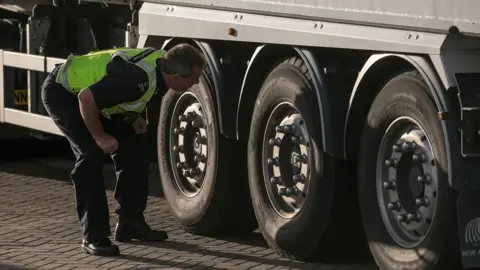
[247,57,355,261]
[358,71,459,269]
[158,70,257,236]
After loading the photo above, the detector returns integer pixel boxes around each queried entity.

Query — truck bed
[146,0,480,36]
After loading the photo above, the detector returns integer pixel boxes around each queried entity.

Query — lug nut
[387,201,401,211]
[269,138,281,146]
[186,112,196,121]
[415,197,429,207]
[383,180,396,190]
[417,175,431,185]
[291,136,302,144]
[397,214,407,222]
[286,187,296,196]
[179,114,187,121]
[271,176,281,185]
[278,187,286,196]
[174,127,184,135]
[293,154,307,163]
[184,170,192,178]
[197,136,207,144]
[293,174,305,183]
[407,212,421,222]
[401,141,416,152]
[176,162,187,169]
[385,158,397,168]
[194,154,206,163]
[268,158,279,166]
[276,125,295,134]
[412,153,427,163]
[189,167,201,176]
[192,119,204,128]
[173,145,184,153]
[392,144,402,152]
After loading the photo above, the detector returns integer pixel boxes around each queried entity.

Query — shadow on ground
[129,239,374,267]
[0,263,29,270]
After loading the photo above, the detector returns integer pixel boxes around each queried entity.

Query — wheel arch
[159,37,225,135]
[236,44,340,157]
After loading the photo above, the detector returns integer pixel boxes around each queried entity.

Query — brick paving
[0,143,377,270]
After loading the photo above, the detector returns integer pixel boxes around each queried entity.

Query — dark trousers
[40,71,150,240]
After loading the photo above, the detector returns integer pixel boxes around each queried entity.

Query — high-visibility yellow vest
[55,47,165,116]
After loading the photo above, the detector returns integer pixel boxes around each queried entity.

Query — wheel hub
[377,117,438,247]
[262,102,311,218]
[170,93,208,197]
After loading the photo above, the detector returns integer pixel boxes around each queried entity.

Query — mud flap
[457,191,480,268]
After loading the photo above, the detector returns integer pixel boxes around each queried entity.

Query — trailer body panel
[144,0,480,36]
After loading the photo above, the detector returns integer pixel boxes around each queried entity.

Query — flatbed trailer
[1,0,480,269]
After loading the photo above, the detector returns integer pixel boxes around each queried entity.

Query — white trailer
[1,0,480,269]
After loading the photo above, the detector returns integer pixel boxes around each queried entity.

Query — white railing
[0,50,66,136]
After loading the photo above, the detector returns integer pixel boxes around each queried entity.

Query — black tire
[158,69,257,236]
[358,71,460,269]
[247,57,362,261]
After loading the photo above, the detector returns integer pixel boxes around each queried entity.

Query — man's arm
[78,88,105,139]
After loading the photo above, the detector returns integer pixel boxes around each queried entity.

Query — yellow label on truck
[13,89,28,105]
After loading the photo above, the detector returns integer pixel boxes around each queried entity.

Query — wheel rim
[262,102,312,219]
[170,92,209,197]
[377,117,438,248]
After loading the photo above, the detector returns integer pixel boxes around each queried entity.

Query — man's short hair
[158,43,206,78]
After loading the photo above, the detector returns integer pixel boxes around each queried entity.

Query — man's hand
[94,134,119,154]
[132,116,148,134]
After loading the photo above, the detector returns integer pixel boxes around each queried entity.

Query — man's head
[158,43,206,92]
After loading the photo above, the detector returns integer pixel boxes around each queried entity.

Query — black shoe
[114,220,168,242]
[81,237,120,256]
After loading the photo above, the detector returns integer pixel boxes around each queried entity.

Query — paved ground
[0,139,377,270]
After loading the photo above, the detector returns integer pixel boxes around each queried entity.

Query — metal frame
[0,50,65,136]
